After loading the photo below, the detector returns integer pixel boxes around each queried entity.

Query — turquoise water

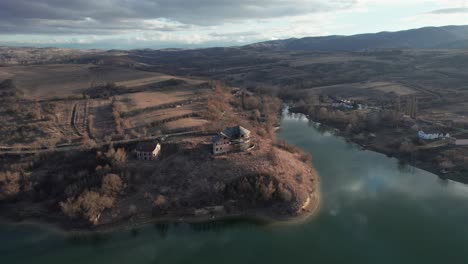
[2,112,468,263]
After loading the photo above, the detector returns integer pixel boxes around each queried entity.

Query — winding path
[70,103,82,137]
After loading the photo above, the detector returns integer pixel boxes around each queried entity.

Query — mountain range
[246,25,468,51]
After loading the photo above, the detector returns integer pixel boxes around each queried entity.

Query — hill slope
[247,25,468,51]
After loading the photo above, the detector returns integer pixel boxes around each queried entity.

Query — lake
[2,111,468,263]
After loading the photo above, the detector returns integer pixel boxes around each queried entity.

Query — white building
[418,131,450,140]
[136,142,161,160]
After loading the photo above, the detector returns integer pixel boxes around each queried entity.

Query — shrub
[111,100,127,135]
[275,140,300,153]
[243,96,261,110]
[81,136,98,150]
[105,147,127,167]
[266,147,280,165]
[60,190,115,224]
[399,141,416,153]
[0,171,21,200]
[298,152,313,163]
[256,177,276,202]
[277,183,293,202]
[154,195,167,208]
[439,159,455,170]
[101,174,124,195]
[251,109,261,122]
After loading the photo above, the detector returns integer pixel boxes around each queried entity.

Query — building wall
[213,138,252,154]
[153,144,161,157]
[213,140,232,154]
[136,144,161,160]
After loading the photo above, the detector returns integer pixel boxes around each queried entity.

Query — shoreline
[289,109,465,183]
[0,191,321,235]
[0,165,321,234]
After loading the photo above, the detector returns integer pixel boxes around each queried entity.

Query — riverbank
[288,108,468,184]
[0,150,319,234]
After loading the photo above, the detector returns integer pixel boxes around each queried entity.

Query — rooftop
[213,125,250,142]
[136,142,159,152]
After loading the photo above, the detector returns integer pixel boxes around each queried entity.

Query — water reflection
[66,232,112,246]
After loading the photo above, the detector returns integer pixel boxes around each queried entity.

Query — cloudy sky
[0,0,467,49]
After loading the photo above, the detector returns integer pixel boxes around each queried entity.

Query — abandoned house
[212,125,251,155]
[136,142,161,160]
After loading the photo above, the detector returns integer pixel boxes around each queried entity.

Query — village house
[136,141,161,160]
[332,99,355,110]
[212,125,251,155]
[418,130,450,140]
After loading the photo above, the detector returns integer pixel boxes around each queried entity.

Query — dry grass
[118,90,202,111]
[88,99,115,140]
[289,55,386,67]
[0,65,166,99]
[164,117,209,131]
[115,75,204,87]
[127,105,202,128]
[307,81,416,96]
[367,81,416,96]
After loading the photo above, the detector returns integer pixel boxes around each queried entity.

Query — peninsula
[0,75,319,230]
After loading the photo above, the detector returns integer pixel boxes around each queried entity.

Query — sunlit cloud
[0,0,466,49]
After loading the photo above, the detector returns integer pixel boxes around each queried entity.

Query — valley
[1,25,468,229]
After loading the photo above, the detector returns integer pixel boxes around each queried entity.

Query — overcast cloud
[428,7,468,14]
[0,0,356,34]
[0,0,466,49]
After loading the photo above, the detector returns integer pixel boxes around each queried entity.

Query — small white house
[418,131,450,140]
[332,99,354,110]
[136,142,161,160]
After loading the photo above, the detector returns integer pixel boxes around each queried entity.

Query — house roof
[221,125,250,138]
[211,135,222,143]
[213,125,250,142]
[136,142,159,152]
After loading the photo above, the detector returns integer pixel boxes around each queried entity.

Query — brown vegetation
[60,190,115,224]
[101,174,124,196]
[105,147,127,167]
[0,171,21,200]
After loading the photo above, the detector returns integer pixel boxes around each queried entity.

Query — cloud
[428,7,468,14]
[209,31,259,38]
[1,0,466,49]
[0,0,356,35]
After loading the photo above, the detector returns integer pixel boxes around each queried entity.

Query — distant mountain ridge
[246,25,468,51]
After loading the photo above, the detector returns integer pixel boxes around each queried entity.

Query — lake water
[2,111,468,263]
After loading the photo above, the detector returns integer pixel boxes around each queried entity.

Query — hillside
[247,25,468,51]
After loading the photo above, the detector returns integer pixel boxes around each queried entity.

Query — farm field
[0,63,211,148]
[116,75,205,88]
[164,117,209,131]
[299,81,417,98]
[117,89,206,111]
[0,64,169,99]
[126,104,205,128]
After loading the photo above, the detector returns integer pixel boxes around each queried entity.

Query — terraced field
[88,99,115,140]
